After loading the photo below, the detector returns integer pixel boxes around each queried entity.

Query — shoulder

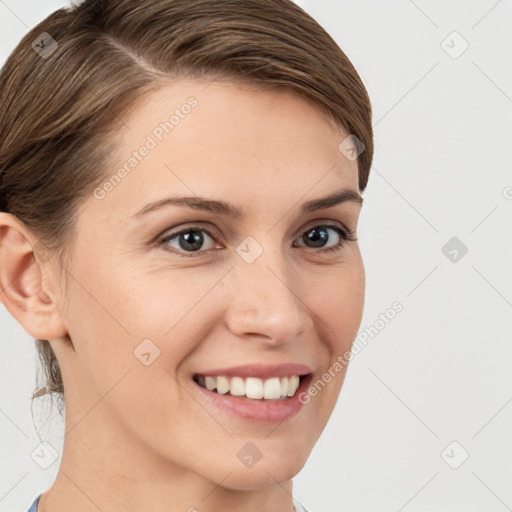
[26,493,42,512]
[293,497,314,512]
[27,493,311,512]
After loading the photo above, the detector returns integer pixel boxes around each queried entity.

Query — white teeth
[245,377,264,399]
[280,377,289,397]
[230,376,245,396]
[216,376,230,395]
[287,375,300,397]
[205,376,217,391]
[196,374,303,399]
[263,377,282,399]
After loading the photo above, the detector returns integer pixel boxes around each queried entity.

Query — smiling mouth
[193,373,310,401]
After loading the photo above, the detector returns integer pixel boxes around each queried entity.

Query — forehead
[116,79,350,161]
[90,79,359,220]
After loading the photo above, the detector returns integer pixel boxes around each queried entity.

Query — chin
[203,445,311,491]
[218,462,304,491]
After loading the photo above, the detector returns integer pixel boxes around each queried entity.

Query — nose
[223,248,310,346]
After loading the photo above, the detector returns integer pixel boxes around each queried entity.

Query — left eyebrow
[300,188,363,215]
[131,187,363,220]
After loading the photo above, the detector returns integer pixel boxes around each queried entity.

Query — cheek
[103,258,231,340]
[310,257,365,351]
[302,257,365,411]
[61,267,204,442]
[60,257,231,408]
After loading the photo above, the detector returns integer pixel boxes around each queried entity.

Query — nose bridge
[224,239,308,342]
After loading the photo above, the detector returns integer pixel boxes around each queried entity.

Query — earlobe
[0,212,68,340]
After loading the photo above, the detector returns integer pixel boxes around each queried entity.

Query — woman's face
[49,79,365,490]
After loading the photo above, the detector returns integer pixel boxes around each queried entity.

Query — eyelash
[157,222,357,258]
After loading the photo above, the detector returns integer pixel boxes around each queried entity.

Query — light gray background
[1,1,511,511]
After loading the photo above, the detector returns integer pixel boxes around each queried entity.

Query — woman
[0,0,373,510]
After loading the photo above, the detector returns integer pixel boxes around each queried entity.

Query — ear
[0,212,68,340]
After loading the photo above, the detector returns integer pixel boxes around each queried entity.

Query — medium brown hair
[0,0,373,407]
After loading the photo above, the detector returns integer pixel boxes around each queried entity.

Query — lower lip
[192,375,312,423]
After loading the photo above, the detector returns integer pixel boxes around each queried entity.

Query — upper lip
[195,363,312,379]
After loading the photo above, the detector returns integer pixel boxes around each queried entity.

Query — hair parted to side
[0,0,373,408]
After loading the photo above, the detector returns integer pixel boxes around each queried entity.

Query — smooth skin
[0,79,365,512]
